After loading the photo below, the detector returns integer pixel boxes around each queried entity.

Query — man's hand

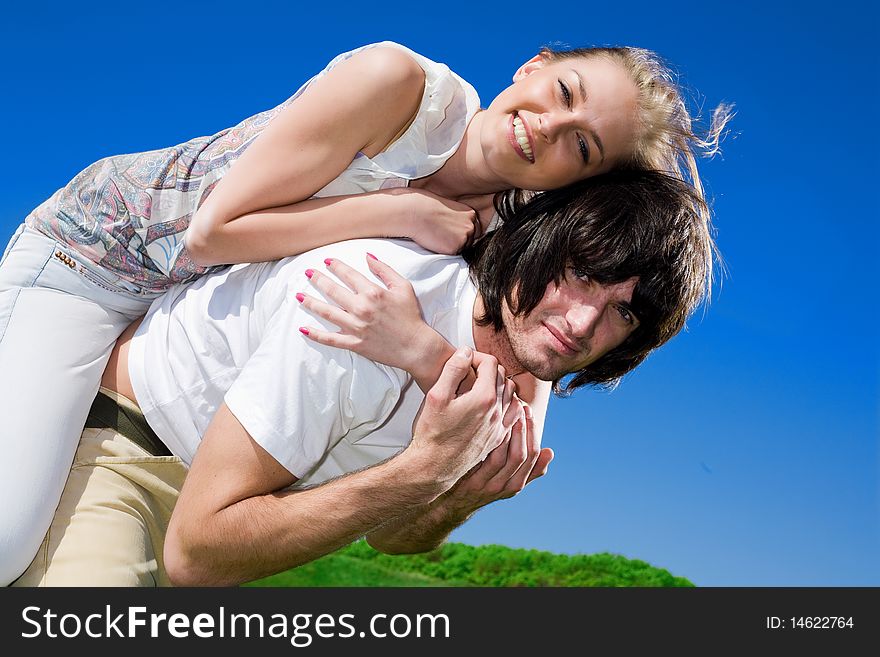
[364,402,552,555]
[406,347,519,490]
[443,404,553,516]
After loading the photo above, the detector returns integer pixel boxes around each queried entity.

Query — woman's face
[479,55,640,191]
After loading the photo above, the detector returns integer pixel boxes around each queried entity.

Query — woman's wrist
[408,327,457,394]
[375,187,423,239]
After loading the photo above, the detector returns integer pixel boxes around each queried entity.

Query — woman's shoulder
[327,41,462,83]
[339,43,426,90]
[330,42,481,177]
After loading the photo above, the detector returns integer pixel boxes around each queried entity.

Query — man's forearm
[167,450,446,586]
[366,491,477,554]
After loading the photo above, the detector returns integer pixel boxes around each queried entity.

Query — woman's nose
[538,111,572,143]
[537,112,560,143]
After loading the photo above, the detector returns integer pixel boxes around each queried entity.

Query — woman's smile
[509,112,535,163]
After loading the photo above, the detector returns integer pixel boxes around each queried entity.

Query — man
[14,170,714,586]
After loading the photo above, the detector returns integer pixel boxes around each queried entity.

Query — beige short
[12,389,186,587]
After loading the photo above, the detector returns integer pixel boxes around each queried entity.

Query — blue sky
[1,1,876,586]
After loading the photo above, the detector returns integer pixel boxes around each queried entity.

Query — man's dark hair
[462,169,717,395]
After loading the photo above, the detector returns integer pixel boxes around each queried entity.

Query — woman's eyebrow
[574,68,588,104]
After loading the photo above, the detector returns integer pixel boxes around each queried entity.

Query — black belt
[84,391,171,457]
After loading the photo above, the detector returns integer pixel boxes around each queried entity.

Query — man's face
[500,269,640,381]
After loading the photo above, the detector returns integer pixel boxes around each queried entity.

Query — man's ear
[513,54,545,82]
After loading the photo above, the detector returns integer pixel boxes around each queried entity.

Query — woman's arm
[185,47,427,267]
[190,188,484,266]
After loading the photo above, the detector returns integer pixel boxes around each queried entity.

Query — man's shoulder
[267,238,467,287]
[355,240,472,309]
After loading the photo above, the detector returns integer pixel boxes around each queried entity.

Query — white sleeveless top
[313,42,481,196]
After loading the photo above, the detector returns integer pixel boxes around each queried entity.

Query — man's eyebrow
[573,68,605,165]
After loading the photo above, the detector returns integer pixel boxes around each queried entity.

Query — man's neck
[471,293,524,378]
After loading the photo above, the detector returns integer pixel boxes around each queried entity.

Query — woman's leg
[0,226,153,585]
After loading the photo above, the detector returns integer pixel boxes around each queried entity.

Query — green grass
[244,540,693,587]
[245,553,466,587]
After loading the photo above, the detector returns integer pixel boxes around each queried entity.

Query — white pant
[0,225,160,585]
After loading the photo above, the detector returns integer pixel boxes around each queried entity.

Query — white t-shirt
[128,238,477,488]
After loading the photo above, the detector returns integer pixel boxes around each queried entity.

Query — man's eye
[558,80,571,107]
[617,306,634,325]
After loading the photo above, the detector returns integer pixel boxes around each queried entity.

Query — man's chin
[519,357,571,383]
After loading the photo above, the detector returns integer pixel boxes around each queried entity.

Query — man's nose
[567,302,601,340]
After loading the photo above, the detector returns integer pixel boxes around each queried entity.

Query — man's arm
[164,347,516,586]
[365,404,554,555]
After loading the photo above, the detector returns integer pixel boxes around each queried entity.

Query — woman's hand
[297,253,457,392]
[392,188,493,254]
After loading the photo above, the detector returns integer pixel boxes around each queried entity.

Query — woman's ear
[513,54,545,82]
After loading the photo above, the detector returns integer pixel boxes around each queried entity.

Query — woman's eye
[558,80,571,107]
[577,135,589,163]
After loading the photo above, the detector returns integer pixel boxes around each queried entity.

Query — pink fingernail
[295,292,305,303]
[366,252,378,261]
[305,269,314,279]
[299,327,310,336]
[324,258,333,266]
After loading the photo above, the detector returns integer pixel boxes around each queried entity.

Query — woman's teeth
[513,115,533,161]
